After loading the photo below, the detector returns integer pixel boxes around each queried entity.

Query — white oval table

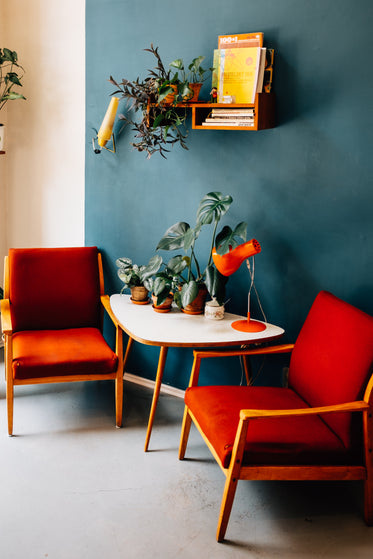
[110,294,285,450]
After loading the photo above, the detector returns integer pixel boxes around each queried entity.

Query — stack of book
[202,107,255,127]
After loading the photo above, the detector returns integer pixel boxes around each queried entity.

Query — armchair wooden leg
[179,406,192,460]
[363,407,373,524]
[364,477,373,525]
[217,471,240,542]
[6,374,14,436]
[115,326,124,428]
[115,374,123,428]
[217,415,249,542]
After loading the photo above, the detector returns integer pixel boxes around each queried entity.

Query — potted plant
[116,254,162,303]
[151,255,188,312]
[110,44,209,159]
[0,48,26,150]
[156,192,247,313]
[169,55,211,102]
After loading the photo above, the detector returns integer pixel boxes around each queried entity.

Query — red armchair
[179,291,373,541]
[1,247,124,435]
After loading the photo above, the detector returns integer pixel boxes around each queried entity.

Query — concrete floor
[0,349,372,558]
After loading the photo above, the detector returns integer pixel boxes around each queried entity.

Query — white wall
[1,1,85,283]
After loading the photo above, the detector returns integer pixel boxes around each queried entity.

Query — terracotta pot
[152,292,174,313]
[130,285,149,303]
[183,83,202,102]
[182,284,208,315]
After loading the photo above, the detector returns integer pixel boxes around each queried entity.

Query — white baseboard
[123,372,185,400]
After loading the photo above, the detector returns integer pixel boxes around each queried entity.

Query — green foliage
[156,192,247,307]
[110,44,210,159]
[116,255,162,292]
[0,48,26,111]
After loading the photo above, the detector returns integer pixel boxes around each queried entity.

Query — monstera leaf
[196,192,233,226]
[156,222,201,252]
[215,222,247,254]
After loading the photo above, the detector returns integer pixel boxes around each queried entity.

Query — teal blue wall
[86,0,373,388]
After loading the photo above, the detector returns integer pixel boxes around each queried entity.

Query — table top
[110,294,284,348]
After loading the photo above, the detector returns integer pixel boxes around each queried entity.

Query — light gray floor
[0,349,372,558]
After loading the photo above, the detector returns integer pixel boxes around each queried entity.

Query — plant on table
[156,192,247,311]
[116,255,162,302]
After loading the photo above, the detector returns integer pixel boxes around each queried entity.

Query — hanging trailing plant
[0,48,26,112]
[110,44,210,159]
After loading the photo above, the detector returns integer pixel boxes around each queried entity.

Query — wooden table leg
[123,335,134,371]
[144,345,168,452]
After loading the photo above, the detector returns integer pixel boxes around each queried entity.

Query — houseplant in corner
[0,48,26,150]
[156,192,247,314]
[116,255,162,303]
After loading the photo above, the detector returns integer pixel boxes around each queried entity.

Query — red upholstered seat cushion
[185,385,351,469]
[12,328,118,380]
[289,291,373,449]
[9,247,101,331]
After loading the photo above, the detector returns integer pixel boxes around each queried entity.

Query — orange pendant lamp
[212,239,266,332]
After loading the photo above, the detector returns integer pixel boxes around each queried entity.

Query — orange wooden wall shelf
[191,92,275,131]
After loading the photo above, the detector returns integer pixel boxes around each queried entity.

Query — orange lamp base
[231,313,266,333]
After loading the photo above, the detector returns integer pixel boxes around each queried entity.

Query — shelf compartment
[191,93,275,131]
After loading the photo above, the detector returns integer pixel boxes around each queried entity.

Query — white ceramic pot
[204,298,225,320]
[0,124,4,151]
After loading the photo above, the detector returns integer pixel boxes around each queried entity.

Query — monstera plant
[156,192,247,310]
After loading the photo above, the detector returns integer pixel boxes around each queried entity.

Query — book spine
[205,117,254,122]
[202,121,255,127]
[211,111,255,117]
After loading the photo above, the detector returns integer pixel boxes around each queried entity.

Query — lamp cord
[247,257,267,322]
[239,256,268,385]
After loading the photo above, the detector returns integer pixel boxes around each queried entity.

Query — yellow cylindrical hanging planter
[97,97,119,150]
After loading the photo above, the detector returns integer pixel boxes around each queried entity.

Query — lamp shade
[212,239,261,276]
[97,97,119,148]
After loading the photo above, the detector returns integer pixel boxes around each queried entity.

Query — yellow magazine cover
[215,47,262,103]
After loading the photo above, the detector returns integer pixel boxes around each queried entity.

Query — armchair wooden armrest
[240,400,369,421]
[0,298,13,334]
[101,294,121,328]
[189,344,295,387]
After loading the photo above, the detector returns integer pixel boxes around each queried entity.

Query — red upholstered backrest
[289,291,373,449]
[9,247,102,331]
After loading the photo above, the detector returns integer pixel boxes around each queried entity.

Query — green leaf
[167,255,187,275]
[3,92,26,101]
[181,281,199,308]
[153,113,164,128]
[6,72,22,86]
[116,257,133,269]
[205,264,228,305]
[169,58,184,71]
[173,290,182,309]
[141,254,162,280]
[215,221,248,254]
[156,222,191,251]
[3,48,17,62]
[196,192,233,226]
